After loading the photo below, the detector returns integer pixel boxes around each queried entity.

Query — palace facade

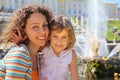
[0,0,119,19]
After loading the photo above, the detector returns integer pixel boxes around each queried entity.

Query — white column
[12,0,14,10]
[19,0,21,8]
[65,0,67,16]
[5,0,9,11]
[54,0,58,15]
[115,6,118,19]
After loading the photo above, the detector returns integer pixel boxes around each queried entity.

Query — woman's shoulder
[9,44,28,53]
[5,44,30,59]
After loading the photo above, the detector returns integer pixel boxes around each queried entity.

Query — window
[68,9,71,14]
[14,0,18,3]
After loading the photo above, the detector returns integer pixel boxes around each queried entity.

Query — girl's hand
[9,28,27,44]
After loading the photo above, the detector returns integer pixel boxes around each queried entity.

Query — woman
[0,5,53,80]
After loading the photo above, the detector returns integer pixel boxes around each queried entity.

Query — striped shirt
[0,44,32,80]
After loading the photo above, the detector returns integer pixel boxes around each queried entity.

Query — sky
[104,0,120,7]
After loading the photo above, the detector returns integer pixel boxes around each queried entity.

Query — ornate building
[105,1,118,20]
[0,0,119,19]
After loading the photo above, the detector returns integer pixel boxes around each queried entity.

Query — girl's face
[24,13,49,47]
[50,28,70,54]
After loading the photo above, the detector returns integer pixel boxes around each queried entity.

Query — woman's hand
[9,28,27,44]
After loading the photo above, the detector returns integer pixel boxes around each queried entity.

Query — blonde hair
[0,5,53,48]
[50,15,75,49]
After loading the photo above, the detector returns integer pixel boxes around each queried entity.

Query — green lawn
[107,20,120,42]
[70,17,120,42]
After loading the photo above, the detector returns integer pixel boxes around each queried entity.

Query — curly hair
[0,5,53,47]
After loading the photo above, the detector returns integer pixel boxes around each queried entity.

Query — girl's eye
[63,36,67,39]
[62,36,69,41]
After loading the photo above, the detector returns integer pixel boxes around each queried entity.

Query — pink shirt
[40,46,72,80]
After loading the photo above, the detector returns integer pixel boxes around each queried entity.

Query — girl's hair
[0,5,53,47]
[50,15,76,49]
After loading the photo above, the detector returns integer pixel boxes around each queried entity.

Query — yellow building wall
[57,0,66,15]
[106,2,117,19]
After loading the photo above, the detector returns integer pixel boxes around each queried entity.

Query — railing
[0,12,12,22]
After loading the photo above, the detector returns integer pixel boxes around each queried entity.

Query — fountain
[72,0,120,79]
[74,0,108,59]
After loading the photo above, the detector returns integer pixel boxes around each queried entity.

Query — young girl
[40,15,79,80]
[9,15,79,80]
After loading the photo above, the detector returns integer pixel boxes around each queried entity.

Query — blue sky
[104,0,120,7]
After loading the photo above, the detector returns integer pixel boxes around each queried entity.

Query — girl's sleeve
[4,47,32,80]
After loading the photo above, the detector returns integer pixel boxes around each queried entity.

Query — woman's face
[24,12,49,47]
